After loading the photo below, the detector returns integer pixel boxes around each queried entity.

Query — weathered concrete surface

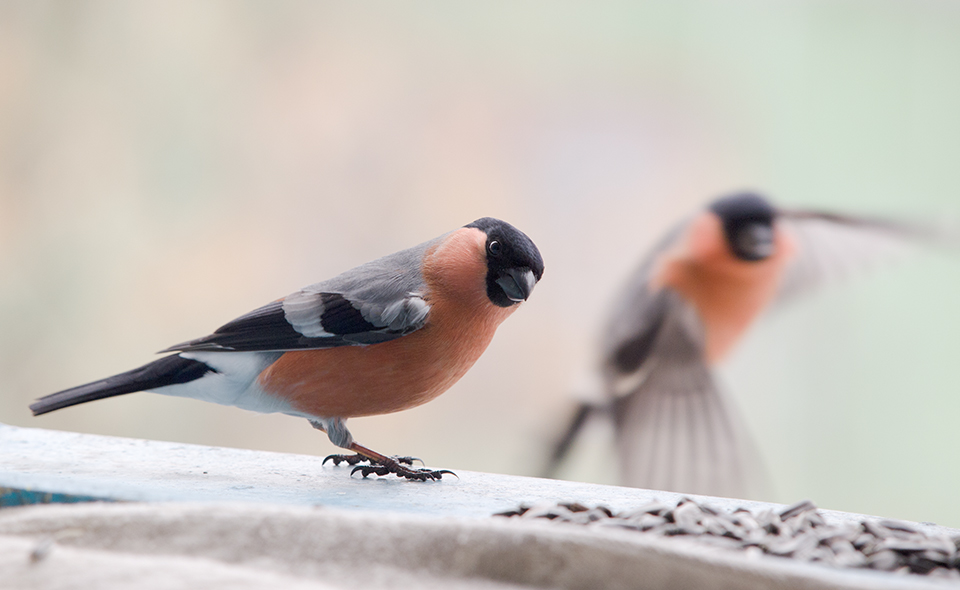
[0,423,951,530]
[2,503,957,590]
[2,422,771,518]
[2,424,958,590]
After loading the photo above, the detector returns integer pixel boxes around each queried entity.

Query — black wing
[161,292,428,353]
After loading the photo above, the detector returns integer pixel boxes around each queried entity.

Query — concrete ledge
[2,502,957,590]
[2,424,958,589]
[0,424,953,529]
[2,422,778,519]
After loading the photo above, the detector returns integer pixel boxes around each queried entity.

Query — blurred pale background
[1,1,959,525]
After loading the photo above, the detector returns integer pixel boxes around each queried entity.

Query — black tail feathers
[30,355,215,416]
[541,402,599,478]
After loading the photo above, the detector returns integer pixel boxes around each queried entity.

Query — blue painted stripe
[0,487,111,508]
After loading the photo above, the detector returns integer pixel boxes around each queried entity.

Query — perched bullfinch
[31,217,544,481]
[544,192,948,497]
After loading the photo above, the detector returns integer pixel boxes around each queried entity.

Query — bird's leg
[311,418,436,477]
[311,419,370,465]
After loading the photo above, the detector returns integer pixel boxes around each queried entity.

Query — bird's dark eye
[488,240,502,256]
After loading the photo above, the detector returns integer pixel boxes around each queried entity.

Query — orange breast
[654,213,796,364]
[257,228,516,418]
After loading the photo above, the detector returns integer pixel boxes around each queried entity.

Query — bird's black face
[465,217,545,307]
[708,192,777,262]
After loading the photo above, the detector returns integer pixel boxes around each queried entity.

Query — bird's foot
[350,460,456,482]
[323,442,453,481]
[323,453,422,467]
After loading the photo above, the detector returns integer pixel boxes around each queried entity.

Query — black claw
[323,453,370,466]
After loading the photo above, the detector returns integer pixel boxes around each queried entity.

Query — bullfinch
[31,217,544,481]
[545,192,946,497]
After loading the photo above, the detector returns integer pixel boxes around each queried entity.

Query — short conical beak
[496,267,537,302]
[737,224,775,261]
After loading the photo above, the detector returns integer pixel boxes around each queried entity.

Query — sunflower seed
[493,497,960,580]
[779,499,817,521]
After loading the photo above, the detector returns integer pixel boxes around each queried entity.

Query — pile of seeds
[495,498,960,579]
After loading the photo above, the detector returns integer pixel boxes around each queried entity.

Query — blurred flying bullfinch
[544,192,949,497]
[31,217,544,481]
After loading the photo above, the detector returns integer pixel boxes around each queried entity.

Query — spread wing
[599,222,688,389]
[607,290,764,498]
[162,237,439,353]
[775,209,955,305]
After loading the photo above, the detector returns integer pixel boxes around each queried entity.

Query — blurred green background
[1,1,959,525]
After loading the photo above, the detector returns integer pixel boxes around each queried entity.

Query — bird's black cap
[708,192,777,261]
[465,217,545,307]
